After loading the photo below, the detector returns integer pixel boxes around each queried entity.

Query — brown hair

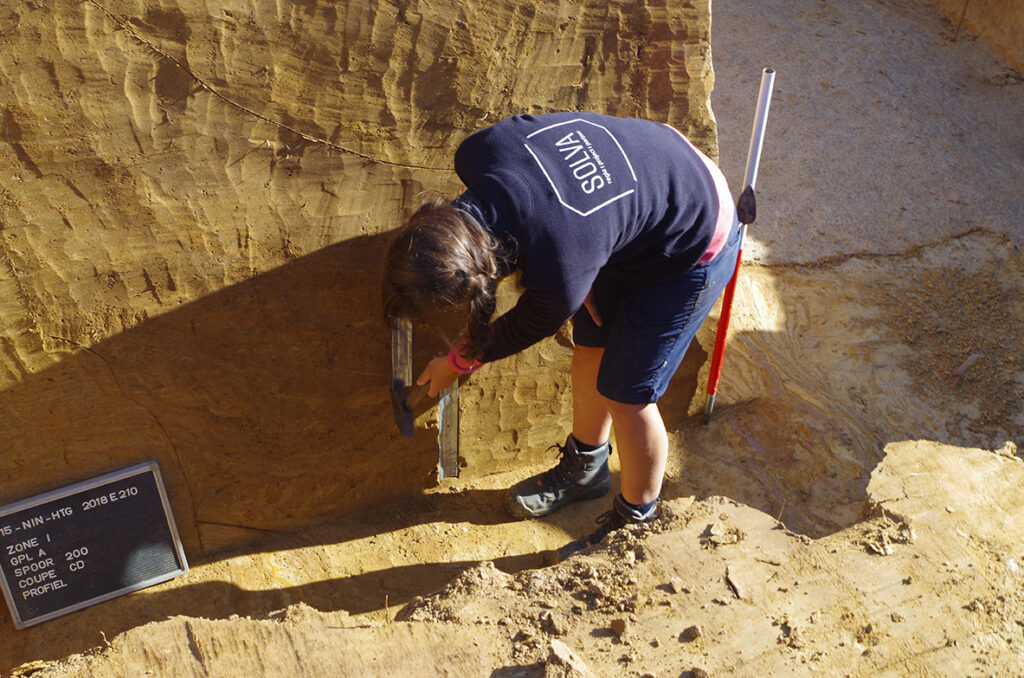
[383,196,505,361]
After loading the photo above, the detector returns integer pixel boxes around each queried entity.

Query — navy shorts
[572,224,741,405]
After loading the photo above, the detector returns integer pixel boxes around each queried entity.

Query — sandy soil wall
[2,2,1022,673]
[931,0,1024,71]
[0,0,716,553]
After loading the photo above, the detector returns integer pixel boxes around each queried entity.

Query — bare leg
[603,399,667,506]
[571,345,612,447]
[573,344,667,506]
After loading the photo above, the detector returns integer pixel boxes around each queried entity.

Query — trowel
[390,318,460,478]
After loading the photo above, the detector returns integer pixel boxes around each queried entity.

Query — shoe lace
[578,509,624,549]
[541,442,577,487]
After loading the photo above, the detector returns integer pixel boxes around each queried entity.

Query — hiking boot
[505,434,611,519]
[556,494,659,561]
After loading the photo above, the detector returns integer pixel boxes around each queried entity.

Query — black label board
[0,461,188,629]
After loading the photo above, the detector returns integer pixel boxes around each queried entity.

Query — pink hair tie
[447,340,483,374]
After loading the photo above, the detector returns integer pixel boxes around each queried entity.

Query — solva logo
[554,130,607,195]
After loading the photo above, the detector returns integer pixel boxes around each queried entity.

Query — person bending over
[383,112,738,558]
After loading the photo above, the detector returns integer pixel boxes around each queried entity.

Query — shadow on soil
[0,235,835,673]
[8,230,1005,673]
[0,229,462,671]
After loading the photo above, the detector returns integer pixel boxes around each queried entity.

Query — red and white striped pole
[705,67,775,422]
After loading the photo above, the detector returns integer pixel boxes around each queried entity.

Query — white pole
[704,67,776,422]
[742,68,776,193]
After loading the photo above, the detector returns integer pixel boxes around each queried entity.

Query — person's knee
[600,396,654,420]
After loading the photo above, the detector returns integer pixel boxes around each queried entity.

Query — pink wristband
[447,340,483,374]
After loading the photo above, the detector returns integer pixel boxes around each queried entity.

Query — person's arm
[419,277,589,394]
[481,275,593,363]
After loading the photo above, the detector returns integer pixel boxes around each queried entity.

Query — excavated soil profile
[1,0,1023,676]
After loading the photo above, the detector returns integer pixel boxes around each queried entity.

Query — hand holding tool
[389,318,461,478]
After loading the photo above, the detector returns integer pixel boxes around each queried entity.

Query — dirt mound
[3,0,1024,675]
[21,441,1024,677]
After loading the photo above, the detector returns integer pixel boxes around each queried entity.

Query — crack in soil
[85,0,449,173]
[751,227,1016,271]
[48,334,205,550]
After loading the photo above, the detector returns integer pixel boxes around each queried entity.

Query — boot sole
[505,479,612,519]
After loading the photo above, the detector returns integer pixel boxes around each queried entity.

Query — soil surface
[5,0,1024,676]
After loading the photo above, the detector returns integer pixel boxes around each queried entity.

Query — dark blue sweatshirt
[453,113,719,364]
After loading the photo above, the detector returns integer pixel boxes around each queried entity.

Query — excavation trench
[2,0,1023,674]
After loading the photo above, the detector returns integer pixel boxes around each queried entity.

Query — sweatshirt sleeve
[480,278,589,363]
[454,116,621,363]
[478,210,603,363]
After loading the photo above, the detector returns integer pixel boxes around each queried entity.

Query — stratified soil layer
[3,0,1023,675]
[0,0,716,554]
